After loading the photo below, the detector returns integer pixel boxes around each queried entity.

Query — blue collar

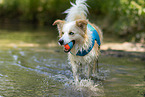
[70,23,101,56]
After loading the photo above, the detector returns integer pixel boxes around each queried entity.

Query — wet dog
[53,0,103,82]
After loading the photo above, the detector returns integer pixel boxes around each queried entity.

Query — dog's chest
[68,48,97,65]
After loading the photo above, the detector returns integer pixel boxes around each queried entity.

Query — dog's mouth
[64,40,75,53]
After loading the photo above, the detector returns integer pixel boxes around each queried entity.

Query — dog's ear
[53,20,65,34]
[76,20,88,32]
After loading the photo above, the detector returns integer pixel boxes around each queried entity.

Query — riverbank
[102,42,145,52]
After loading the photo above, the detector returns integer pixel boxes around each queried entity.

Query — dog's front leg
[87,64,91,78]
[93,59,99,74]
[71,61,79,82]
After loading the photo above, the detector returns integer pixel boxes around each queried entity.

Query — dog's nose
[58,39,64,45]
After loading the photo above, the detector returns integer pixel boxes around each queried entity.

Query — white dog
[53,0,103,82]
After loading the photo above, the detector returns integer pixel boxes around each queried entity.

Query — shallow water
[0,24,144,97]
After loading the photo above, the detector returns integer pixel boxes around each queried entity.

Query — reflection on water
[0,24,144,97]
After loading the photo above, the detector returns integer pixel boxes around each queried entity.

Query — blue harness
[71,23,101,56]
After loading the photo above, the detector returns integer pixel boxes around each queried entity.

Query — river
[0,24,144,97]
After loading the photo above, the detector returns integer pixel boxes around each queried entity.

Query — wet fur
[53,0,103,82]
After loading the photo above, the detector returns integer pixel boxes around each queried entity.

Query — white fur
[55,0,102,82]
[64,0,88,22]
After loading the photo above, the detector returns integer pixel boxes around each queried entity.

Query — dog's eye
[69,32,74,35]
[62,32,64,35]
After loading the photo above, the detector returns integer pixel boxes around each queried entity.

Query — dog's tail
[64,0,88,22]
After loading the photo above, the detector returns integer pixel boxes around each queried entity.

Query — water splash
[60,79,104,97]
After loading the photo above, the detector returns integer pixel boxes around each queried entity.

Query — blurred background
[0,0,144,96]
[0,0,144,42]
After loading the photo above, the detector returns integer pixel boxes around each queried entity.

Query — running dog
[53,0,103,82]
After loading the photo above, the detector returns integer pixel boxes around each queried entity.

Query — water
[0,24,144,97]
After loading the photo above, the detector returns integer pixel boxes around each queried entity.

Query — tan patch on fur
[93,41,99,57]
[76,20,88,32]
[76,20,88,43]
[53,20,65,37]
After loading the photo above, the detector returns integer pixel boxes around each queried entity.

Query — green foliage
[0,0,144,42]
[110,0,145,42]
[88,0,145,42]
[0,0,70,24]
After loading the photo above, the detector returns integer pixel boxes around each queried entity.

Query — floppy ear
[76,20,88,32]
[53,20,65,33]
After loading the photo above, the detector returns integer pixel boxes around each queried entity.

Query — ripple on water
[1,47,109,96]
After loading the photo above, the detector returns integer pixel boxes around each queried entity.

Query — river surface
[0,24,144,97]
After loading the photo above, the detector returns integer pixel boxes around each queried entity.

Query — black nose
[58,39,64,45]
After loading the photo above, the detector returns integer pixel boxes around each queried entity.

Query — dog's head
[53,19,88,53]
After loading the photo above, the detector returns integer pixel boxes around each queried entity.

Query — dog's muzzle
[64,40,75,53]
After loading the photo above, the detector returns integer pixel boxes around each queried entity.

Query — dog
[53,0,103,82]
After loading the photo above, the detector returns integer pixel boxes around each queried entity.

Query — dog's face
[53,20,88,52]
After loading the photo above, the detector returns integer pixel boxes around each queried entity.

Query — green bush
[88,0,145,42]
[110,0,145,42]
